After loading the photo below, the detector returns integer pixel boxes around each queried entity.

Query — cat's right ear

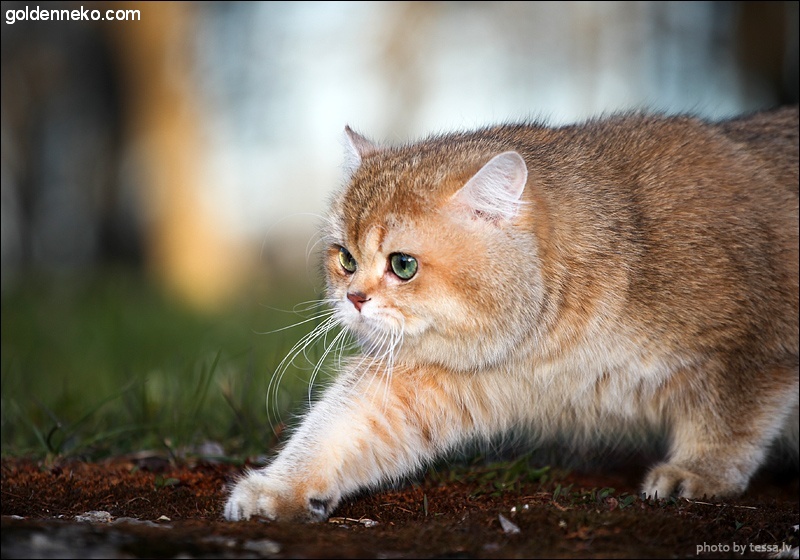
[450,151,528,223]
[343,125,381,179]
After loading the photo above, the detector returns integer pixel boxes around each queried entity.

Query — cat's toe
[224,472,340,522]
[224,473,283,521]
[641,463,745,500]
[641,463,698,499]
[307,497,334,521]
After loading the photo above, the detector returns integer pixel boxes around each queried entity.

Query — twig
[684,499,757,510]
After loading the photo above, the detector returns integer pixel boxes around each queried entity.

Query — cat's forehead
[331,207,426,256]
[332,148,477,230]
[349,155,446,210]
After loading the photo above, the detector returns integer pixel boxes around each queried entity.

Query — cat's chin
[339,305,425,340]
[346,314,524,373]
[348,321,408,349]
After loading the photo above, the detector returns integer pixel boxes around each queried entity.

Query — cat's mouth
[342,318,405,363]
[344,308,403,335]
[337,302,409,343]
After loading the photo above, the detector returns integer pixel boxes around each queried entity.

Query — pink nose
[347,292,369,312]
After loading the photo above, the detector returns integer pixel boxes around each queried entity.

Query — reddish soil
[2,455,798,558]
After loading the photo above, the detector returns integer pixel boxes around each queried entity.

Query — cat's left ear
[450,151,528,222]
[343,125,381,178]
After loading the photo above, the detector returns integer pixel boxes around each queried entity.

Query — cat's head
[323,126,545,372]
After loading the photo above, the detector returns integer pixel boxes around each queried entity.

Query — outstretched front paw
[224,471,338,522]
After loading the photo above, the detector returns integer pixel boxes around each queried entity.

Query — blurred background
[2,1,798,458]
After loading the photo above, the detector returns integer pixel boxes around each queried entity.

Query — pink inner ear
[452,151,528,221]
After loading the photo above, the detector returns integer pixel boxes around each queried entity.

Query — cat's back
[528,107,798,202]
[511,106,797,190]
[511,107,798,265]
[503,108,799,362]
[715,105,799,192]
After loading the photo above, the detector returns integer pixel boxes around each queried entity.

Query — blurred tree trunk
[106,2,247,311]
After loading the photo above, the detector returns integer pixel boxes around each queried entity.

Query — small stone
[498,513,521,535]
[242,539,281,555]
[75,511,112,523]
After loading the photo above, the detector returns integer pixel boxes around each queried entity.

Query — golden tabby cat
[225,107,799,522]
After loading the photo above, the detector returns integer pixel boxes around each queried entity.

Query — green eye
[338,247,357,273]
[390,253,418,280]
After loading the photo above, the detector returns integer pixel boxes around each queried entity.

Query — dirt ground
[2,454,798,559]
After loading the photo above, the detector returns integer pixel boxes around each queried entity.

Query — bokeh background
[2,1,798,458]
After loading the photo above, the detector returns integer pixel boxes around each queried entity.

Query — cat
[224,106,799,522]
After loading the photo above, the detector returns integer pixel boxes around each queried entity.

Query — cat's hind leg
[641,362,798,500]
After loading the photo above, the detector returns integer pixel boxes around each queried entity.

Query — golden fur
[225,107,799,521]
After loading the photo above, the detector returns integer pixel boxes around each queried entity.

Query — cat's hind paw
[641,462,746,500]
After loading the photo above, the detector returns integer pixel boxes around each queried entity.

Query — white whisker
[255,309,335,335]
[307,327,349,405]
[261,276,408,440]
[355,325,392,395]
[266,315,340,430]
[258,297,334,315]
[306,231,331,264]
[379,320,405,413]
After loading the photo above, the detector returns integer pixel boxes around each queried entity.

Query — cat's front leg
[224,363,468,521]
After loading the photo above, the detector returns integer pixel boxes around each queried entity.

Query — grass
[429,454,553,498]
[1,267,336,460]
[1,267,553,487]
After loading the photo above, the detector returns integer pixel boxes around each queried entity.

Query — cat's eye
[389,253,418,280]
[338,247,357,273]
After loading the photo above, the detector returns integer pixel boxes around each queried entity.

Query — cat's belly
[503,331,686,438]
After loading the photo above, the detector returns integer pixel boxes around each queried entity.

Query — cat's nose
[347,291,370,312]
